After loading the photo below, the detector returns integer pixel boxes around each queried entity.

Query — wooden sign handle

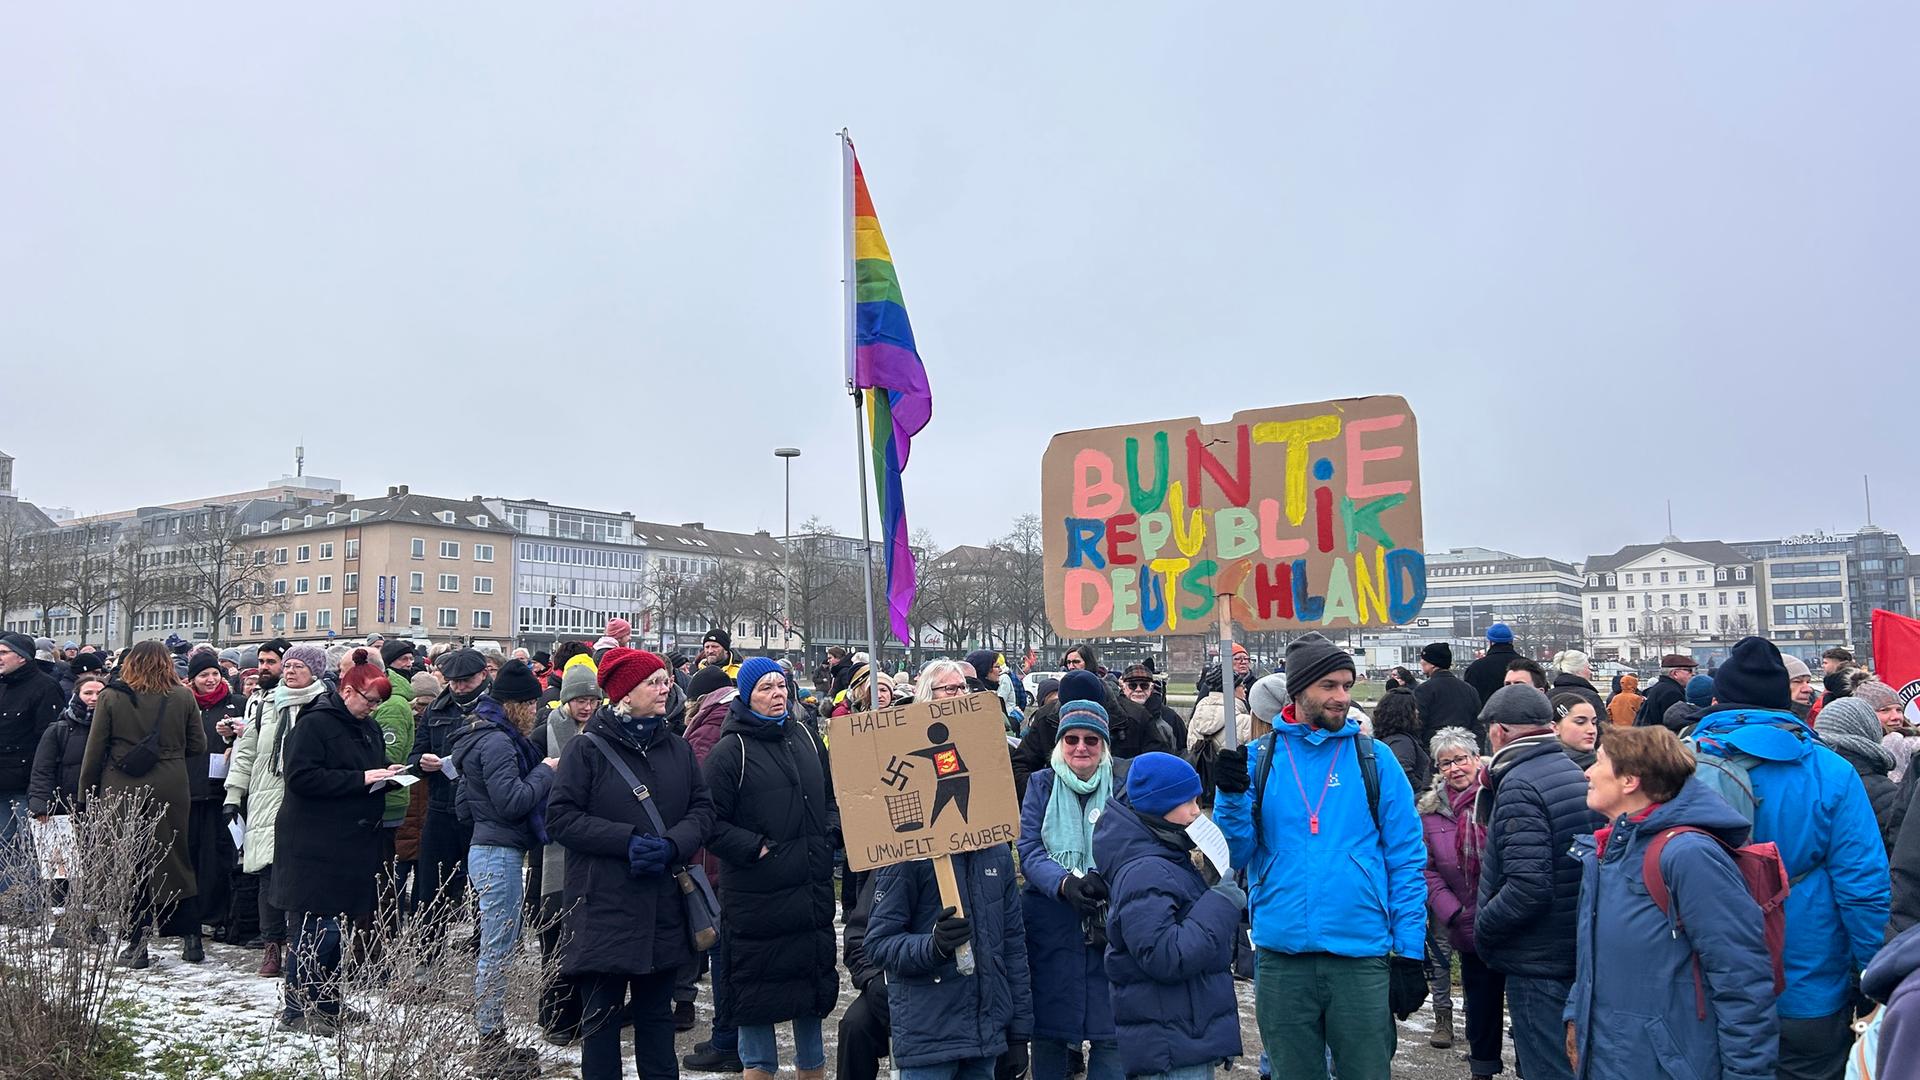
[931,854,975,975]
[1218,602,1240,751]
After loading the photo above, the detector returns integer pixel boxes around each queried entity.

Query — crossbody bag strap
[579,732,671,838]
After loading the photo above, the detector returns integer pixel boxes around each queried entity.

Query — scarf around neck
[266,679,328,775]
[194,683,230,710]
[1042,755,1113,874]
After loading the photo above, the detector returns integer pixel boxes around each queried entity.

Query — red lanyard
[1279,736,1344,836]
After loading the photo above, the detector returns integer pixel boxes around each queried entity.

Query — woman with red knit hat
[548,648,715,1080]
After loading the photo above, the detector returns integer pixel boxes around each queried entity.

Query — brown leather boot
[1430,1001,1455,1049]
[742,1070,775,1080]
[258,940,283,978]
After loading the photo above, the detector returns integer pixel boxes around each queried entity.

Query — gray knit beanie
[1249,673,1291,725]
[559,663,601,704]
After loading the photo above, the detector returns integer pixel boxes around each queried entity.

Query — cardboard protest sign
[1042,396,1425,636]
[830,691,1021,872]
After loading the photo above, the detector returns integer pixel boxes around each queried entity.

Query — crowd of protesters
[5,620,1920,1080]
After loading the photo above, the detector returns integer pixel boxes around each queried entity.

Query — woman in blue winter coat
[1090,753,1243,1080]
[1566,725,1777,1080]
[1017,699,1129,1080]
[449,659,558,1074]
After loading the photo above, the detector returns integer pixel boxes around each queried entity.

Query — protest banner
[830,690,1020,975]
[1042,396,1426,636]
[1872,608,1920,727]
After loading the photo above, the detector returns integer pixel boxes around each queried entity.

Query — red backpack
[1641,826,1790,1020]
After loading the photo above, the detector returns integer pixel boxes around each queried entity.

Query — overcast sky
[5,4,1914,565]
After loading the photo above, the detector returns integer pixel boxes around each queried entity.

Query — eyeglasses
[1122,679,1152,690]
[932,682,966,697]
[1061,734,1102,747]
[1437,756,1474,770]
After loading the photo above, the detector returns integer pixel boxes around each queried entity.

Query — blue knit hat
[737,656,784,699]
[1057,699,1110,742]
[1059,669,1107,707]
[1127,752,1202,816]
[1486,623,1513,644]
[1685,673,1716,707]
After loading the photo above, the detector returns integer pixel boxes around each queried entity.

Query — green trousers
[1254,949,1393,1080]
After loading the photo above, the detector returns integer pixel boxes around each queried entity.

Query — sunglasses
[1061,734,1103,747]
[1123,679,1152,690]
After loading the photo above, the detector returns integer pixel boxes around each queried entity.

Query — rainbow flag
[849,145,931,643]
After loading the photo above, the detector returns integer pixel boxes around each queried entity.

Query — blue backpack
[1683,713,1813,825]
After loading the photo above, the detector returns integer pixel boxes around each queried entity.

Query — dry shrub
[0,787,170,1079]
[257,866,567,1080]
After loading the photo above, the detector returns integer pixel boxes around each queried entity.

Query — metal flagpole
[842,129,881,712]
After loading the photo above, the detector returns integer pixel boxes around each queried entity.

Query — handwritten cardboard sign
[830,691,1021,872]
[1041,396,1425,636]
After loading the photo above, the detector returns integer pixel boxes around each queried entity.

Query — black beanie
[1712,636,1791,712]
[703,628,731,651]
[187,651,223,681]
[1284,632,1355,693]
[1420,642,1452,669]
[490,659,543,703]
[380,639,416,668]
[688,664,733,702]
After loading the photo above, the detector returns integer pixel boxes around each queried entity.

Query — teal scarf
[1041,755,1112,874]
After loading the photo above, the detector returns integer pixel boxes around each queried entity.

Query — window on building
[411,538,426,559]
[1608,618,1618,634]
[316,610,331,630]
[1737,591,1747,605]
[273,579,287,596]
[1590,597,1599,610]
[473,576,493,594]
[251,614,265,634]
[1607,596,1617,610]
[318,575,332,593]
[1695,570,1706,582]
[475,544,494,562]
[1627,618,1636,632]
[1719,592,1728,605]
[295,578,309,595]
[297,545,311,562]
[275,548,288,564]
[345,539,359,559]
[1626,596,1635,609]
[473,610,493,630]
[253,550,268,566]
[439,511,456,525]
[344,572,358,593]
[409,606,423,625]
[319,542,333,559]
[271,613,286,631]
[1591,618,1601,633]
[1661,594,1671,607]
[440,541,460,559]
[410,572,425,593]
[302,515,313,528]
[293,612,308,631]
[438,574,459,592]
[437,608,458,629]
[1679,616,1690,631]
[1659,571,1669,583]
[1605,573,1616,586]
[1717,568,1728,582]
[343,606,357,628]
[350,509,362,523]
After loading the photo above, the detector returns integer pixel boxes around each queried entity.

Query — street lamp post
[775,447,801,665]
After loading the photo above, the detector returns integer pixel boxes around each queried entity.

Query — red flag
[1871,608,1920,727]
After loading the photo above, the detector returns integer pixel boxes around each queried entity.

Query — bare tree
[18,531,71,638]
[58,539,116,647]
[109,529,168,648]
[0,511,32,629]
[785,518,858,658]
[691,560,758,645]
[165,516,276,646]
[994,514,1048,660]
[645,564,701,654]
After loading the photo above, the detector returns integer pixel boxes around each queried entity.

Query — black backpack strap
[1251,731,1277,852]
[1354,734,1382,832]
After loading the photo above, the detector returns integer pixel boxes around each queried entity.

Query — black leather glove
[1059,872,1108,916]
[223,804,242,824]
[931,906,972,957]
[1389,956,1429,1020]
[1214,747,1250,794]
[998,1039,1029,1080]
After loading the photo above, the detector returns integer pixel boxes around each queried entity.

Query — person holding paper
[270,652,401,1034]
[1016,698,1128,1080]
[186,651,241,955]
[1090,752,1243,1079]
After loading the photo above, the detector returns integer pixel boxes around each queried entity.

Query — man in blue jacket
[1687,636,1887,1080]
[1473,684,1604,1080]
[1214,633,1425,1080]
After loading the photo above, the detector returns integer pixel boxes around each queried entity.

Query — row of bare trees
[0,514,282,648]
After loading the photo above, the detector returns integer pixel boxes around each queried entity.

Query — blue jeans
[1034,1038,1123,1080]
[284,913,344,1020]
[899,1057,998,1080]
[738,1016,825,1073]
[1504,975,1574,1080]
[468,844,526,1036]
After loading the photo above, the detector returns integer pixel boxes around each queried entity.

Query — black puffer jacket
[1473,734,1603,979]
[547,709,714,977]
[0,663,63,793]
[702,697,840,1025]
[28,706,91,816]
[1832,744,1902,852]
[1462,643,1520,707]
